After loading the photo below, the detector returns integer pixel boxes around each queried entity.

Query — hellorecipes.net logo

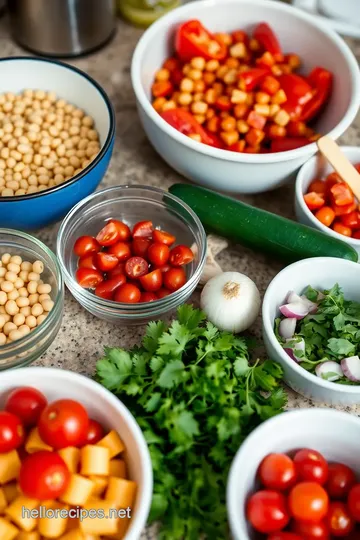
[22,505,132,521]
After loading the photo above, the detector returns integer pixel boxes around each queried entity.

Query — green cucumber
[169,184,358,264]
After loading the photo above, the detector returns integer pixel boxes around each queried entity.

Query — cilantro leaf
[327,338,355,356]
[157,359,186,388]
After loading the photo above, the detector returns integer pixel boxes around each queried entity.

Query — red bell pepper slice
[253,22,283,61]
[238,67,270,91]
[341,210,360,229]
[278,74,314,119]
[332,201,357,216]
[330,182,354,207]
[304,192,325,211]
[300,67,333,122]
[270,137,310,152]
[175,20,227,62]
[160,109,222,148]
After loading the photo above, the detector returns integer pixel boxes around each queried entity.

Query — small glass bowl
[0,229,64,370]
[57,185,207,325]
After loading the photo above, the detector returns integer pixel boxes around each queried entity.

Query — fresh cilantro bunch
[96,305,286,540]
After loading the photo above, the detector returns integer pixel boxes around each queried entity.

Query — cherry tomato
[96,221,121,246]
[147,243,170,266]
[107,262,125,278]
[315,206,335,228]
[107,242,132,262]
[108,219,131,241]
[78,254,97,270]
[247,490,290,534]
[163,267,186,291]
[73,236,100,258]
[293,448,328,485]
[169,245,194,266]
[85,419,104,445]
[347,484,360,521]
[95,274,126,300]
[268,534,302,540]
[125,256,149,278]
[5,386,47,427]
[289,482,329,522]
[155,264,171,273]
[139,269,163,292]
[292,519,330,539]
[259,453,296,491]
[76,268,104,288]
[95,252,119,272]
[140,292,158,303]
[333,222,352,237]
[341,211,360,229]
[308,179,326,196]
[38,399,89,450]
[157,288,171,299]
[132,220,153,238]
[327,501,354,537]
[114,283,141,303]
[19,451,70,500]
[0,411,24,453]
[153,229,176,246]
[326,463,356,498]
[132,238,151,257]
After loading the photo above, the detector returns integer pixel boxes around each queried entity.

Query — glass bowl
[57,185,207,325]
[0,229,64,369]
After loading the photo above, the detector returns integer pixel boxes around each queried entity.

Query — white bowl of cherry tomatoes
[0,367,152,540]
[227,408,360,539]
[56,185,206,325]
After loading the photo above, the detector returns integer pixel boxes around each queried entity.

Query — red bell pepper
[304,192,325,211]
[330,182,354,207]
[238,67,270,91]
[175,20,227,62]
[151,81,173,98]
[278,74,314,120]
[253,23,283,61]
[160,109,222,148]
[341,210,360,229]
[270,136,310,152]
[333,201,357,216]
[300,67,333,122]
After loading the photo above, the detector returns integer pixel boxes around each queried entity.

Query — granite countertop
[1,11,360,539]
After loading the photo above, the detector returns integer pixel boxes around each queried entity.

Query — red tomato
[107,242,132,262]
[132,220,153,238]
[85,419,104,445]
[147,243,170,266]
[155,264,171,273]
[163,267,186,291]
[0,411,24,453]
[327,501,354,537]
[292,519,330,539]
[330,182,354,207]
[19,451,70,500]
[125,256,149,278]
[153,229,176,246]
[73,236,100,258]
[169,245,194,266]
[247,490,290,534]
[268,534,302,540]
[140,269,163,292]
[107,262,125,278]
[114,283,141,303]
[5,387,47,427]
[326,463,356,499]
[95,252,119,272]
[76,268,103,288]
[95,274,126,300]
[140,292,158,303]
[289,482,329,522]
[132,238,151,257]
[38,399,89,450]
[308,179,326,196]
[108,220,131,241]
[78,254,97,270]
[96,221,121,246]
[293,448,328,485]
[304,192,325,211]
[325,172,341,195]
[348,484,360,521]
[341,211,360,229]
[258,453,296,491]
[157,288,171,299]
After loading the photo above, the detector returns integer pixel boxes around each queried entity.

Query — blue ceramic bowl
[0,57,115,230]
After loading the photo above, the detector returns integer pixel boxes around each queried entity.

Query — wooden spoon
[317,135,360,200]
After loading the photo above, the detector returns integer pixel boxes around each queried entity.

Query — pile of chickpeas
[0,89,100,197]
[0,253,54,346]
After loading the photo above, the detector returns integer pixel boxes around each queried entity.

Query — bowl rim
[295,145,360,245]
[226,407,360,539]
[131,0,360,164]
[0,366,153,539]
[262,256,360,394]
[0,56,115,203]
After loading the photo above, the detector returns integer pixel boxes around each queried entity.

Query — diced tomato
[261,75,280,95]
[308,179,326,196]
[330,182,354,207]
[325,172,341,195]
[238,68,270,91]
[162,57,180,73]
[341,211,360,229]
[332,201,357,216]
[152,81,173,98]
[246,127,265,147]
[231,30,249,44]
[228,140,246,153]
[287,121,307,137]
[247,111,266,130]
[333,222,352,237]
[215,96,232,112]
[315,206,335,227]
[304,191,325,211]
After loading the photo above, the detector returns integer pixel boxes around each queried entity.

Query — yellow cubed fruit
[15,532,40,540]
[103,516,130,539]
[59,528,84,540]
[25,428,52,454]
[0,517,18,540]
[105,478,137,509]
[2,482,19,504]
[5,495,39,532]
[38,501,68,539]
[58,447,80,474]
[96,431,124,458]
[80,446,110,476]
[79,501,118,536]
[109,460,127,479]
[0,487,7,512]
[60,474,94,506]
[89,475,108,497]
[0,451,21,484]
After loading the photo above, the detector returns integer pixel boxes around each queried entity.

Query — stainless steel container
[7,0,116,57]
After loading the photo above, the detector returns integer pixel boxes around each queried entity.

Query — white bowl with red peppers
[131,0,360,194]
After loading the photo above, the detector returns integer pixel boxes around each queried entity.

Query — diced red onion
[279,302,309,319]
[279,317,297,339]
[283,338,305,363]
[341,356,360,382]
[315,361,343,382]
[286,291,303,304]
[300,295,318,314]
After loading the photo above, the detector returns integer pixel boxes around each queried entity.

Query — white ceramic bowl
[227,408,360,540]
[131,0,360,194]
[262,257,360,405]
[0,367,153,540]
[295,145,360,256]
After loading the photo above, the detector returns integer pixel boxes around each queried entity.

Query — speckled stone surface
[1,9,360,538]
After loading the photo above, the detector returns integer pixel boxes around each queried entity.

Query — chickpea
[42,299,54,312]
[3,321,16,335]
[7,290,19,301]
[0,333,6,345]
[27,281,38,294]
[25,315,37,329]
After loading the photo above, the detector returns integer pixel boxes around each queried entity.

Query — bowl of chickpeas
[0,57,115,229]
[0,228,64,369]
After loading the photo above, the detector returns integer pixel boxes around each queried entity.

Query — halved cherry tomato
[293,448,329,485]
[140,269,163,292]
[325,172,341,194]
[268,534,302,540]
[153,229,176,246]
[5,387,47,428]
[132,220,153,238]
[74,236,100,258]
[114,283,141,303]
[155,264,171,273]
[341,211,360,229]
[292,519,330,539]
[140,292,158,303]
[161,108,223,148]
[76,268,103,288]
[157,288,171,299]
[301,67,333,122]
[304,192,325,211]
[247,490,290,534]
[175,20,227,63]
[330,182,354,206]
[38,399,89,449]
[315,206,335,227]
[0,411,24,452]
[270,137,310,152]
[132,237,151,257]
[108,220,131,241]
[163,267,186,291]
[253,22,283,59]
[309,179,326,195]
[125,257,149,278]
[107,242,132,262]
[327,501,354,537]
[95,252,119,272]
[333,222,352,237]
[96,222,121,246]
[20,451,70,500]
[85,419,104,445]
[148,243,170,266]
[95,274,126,300]
[169,245,194,266]
[289,482,329,522]
[258,453,296,491]
[107,262,125,279]
[78,254,97,270]
[347,484,360,521]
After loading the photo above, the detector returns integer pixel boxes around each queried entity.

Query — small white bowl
[295,145,360,256]
[227,408,360,540]
[0,367,153,540]
[131,0,360,194]
[262,256,360,405]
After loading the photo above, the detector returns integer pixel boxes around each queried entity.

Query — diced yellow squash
[79,501,118,535]
[58,528,83,540]
[0,487,7,513]
[103,516,130,539]
[2,482,19,504]
[96,431,124,459]
[0,451,21,484]
[108,460,127,479]
[25,428,52,454]
[5,495,39,532]
[80,446,110,476]
[60,474,94,506]
[0,517,18,540]
[15,531,40,540]
[58,447,80,474]
[38,500,68,539]
[89,476,108,497]
[105,477,137,510]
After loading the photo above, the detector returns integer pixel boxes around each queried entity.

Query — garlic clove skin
[200,271,261,333]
